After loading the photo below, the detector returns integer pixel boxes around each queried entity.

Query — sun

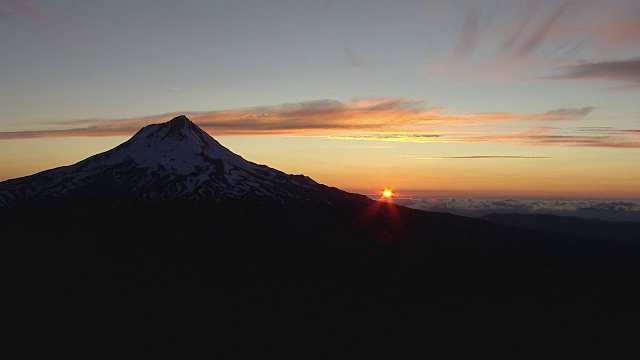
[382,188,393,199]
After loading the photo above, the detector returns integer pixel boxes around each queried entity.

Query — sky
[1,0,639,201]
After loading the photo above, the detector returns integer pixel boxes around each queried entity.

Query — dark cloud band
[547,58,640,85]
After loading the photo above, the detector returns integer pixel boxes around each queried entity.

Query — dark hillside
[4,200,640,358]
[482,212,640,243]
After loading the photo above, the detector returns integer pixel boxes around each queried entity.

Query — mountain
[482,212,640,243]
[3,115,640,358]
[0,115,369,209]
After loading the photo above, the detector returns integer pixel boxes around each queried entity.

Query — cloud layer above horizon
[1,98,637,148]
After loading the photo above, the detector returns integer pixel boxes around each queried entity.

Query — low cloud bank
[386,196,640,222]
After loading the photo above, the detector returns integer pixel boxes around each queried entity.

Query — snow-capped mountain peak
[97,114,248,174]
[0,115,369,208]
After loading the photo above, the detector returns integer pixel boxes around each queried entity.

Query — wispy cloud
[329,134,442,142]
[449,2,496,62]
[3,0,50,27]
[434,0,582,74]
[464,126,640,148]
[521,135,640,148]
[344,145,395,149]
[430,0,640,82]
[1,97,636,148]
[545,58,640,86]
[338,126,640,148]
[510,0,575,58]
[400,155,551,160]
[543,106,595,118]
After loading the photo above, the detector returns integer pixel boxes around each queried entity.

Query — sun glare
[382,189,393,199]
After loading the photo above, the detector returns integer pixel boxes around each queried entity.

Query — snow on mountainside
[0,115,369,208]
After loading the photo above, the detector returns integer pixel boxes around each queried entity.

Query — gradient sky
[1,0,639,198]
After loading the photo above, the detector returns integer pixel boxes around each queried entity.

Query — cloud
[449,3,495,62]
[435,0,579,72]
[511,0,575,58]
[329,134,441,142]
[2,0,70,41]
[523,136,640,148]
[2,98,635,148]
[546,58,640,86]
[387,125,640,148]
[500,0,538,53]
[3,0,51,28]
[400,155,551,160]
[344,145,395,149]
[464,126,640,148]
[429,0,640,82]
[574,0,640,48]
[390,196,640,222]
[543,106,595,118]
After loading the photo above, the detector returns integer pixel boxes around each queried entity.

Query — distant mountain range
[2,115,640,358]
[482,212,640,243]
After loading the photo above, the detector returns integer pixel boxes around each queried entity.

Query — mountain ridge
[481,212,640,243]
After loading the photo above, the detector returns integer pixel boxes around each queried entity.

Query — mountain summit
[0,115,369,208]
